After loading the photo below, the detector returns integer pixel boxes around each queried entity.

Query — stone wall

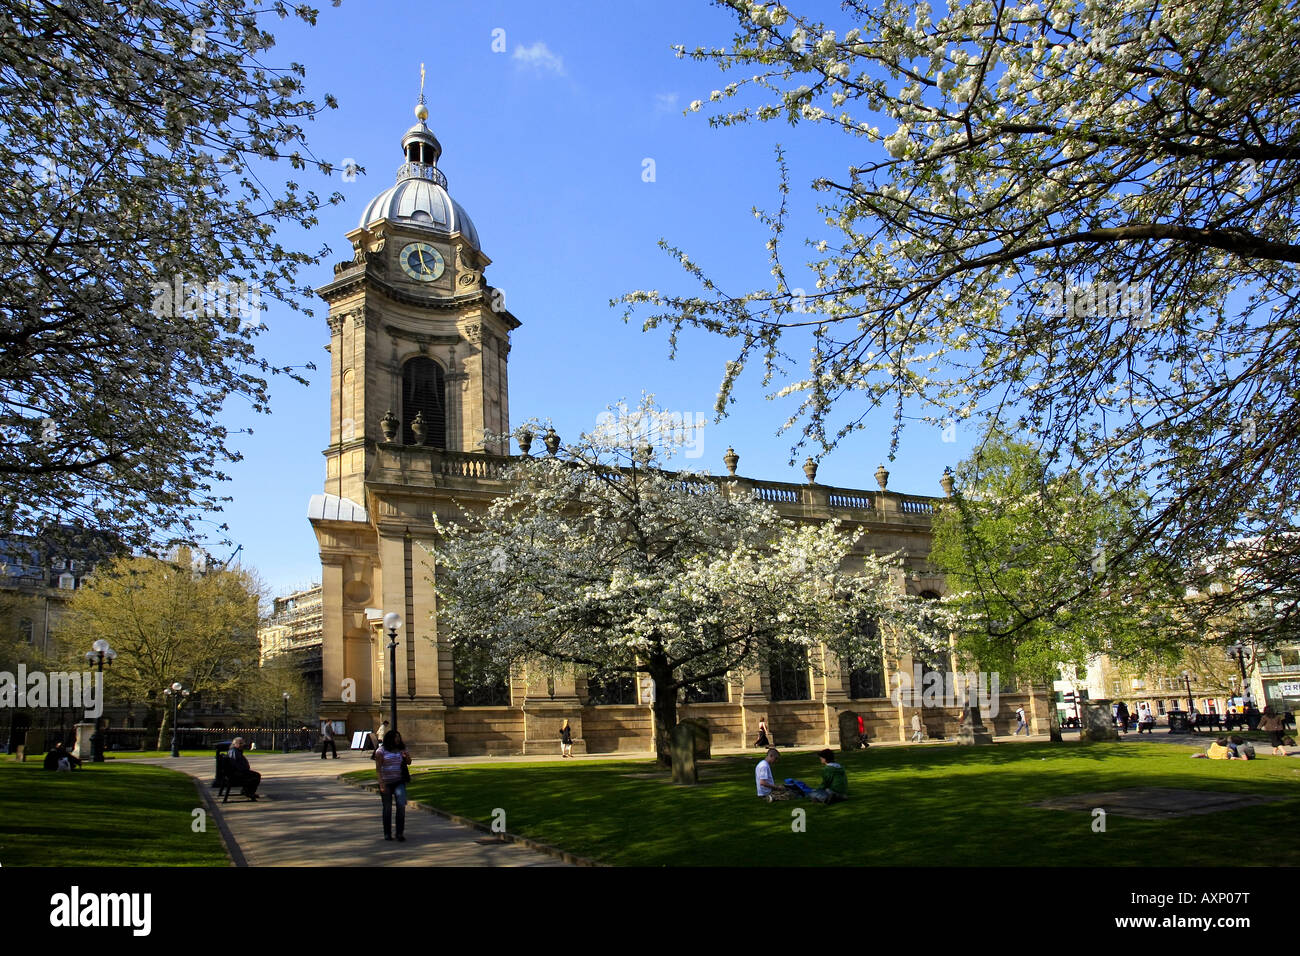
[444,706,525,756]
[582,705,653,754]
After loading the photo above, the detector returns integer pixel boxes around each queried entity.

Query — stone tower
[310,88,519,755]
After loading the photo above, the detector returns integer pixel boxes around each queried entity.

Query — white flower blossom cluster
[431,398,954,751]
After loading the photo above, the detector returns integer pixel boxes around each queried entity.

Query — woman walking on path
[373,729,412,841]
[1261,706,1287,755]
[560,719,573,758]
[755,718,770,748]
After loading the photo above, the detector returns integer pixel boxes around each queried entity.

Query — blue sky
[225,0,978,595]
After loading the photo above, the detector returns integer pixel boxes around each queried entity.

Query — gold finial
[415,63,428,122]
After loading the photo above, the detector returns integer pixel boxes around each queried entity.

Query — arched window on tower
[401,357,447,448]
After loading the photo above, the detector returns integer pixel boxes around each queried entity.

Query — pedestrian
[373,729,411,841]
[755,717,770,748]
[910,711,923,743]
[373,719,387,752]
[560,718,573,758]
[1014,705,1029,735]
[1116,701,1130,735]
[856,713,869,749]
[1261,705,1287,755]
[320,719,338,759]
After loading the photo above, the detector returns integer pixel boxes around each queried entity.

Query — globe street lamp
[282,691,290,754]
[383,611,403,733]
[83,639,116,762]
[163,682,189,757]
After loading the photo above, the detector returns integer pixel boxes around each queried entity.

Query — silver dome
[358,176,480,250]
[357,119,480,250]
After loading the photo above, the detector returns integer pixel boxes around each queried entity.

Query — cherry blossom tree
[0,0,345,552]
[433,401,948,765]
[624,0,1300,636]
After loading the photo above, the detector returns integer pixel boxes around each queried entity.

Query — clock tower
[309,88,520,755]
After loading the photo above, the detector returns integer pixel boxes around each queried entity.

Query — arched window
[847,615,885,699]
[401,357,446,448]
[768,643,811,701]
[915,591,950,677]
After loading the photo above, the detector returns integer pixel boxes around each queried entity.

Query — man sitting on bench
[227,737,261,799]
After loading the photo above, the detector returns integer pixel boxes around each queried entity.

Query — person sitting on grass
[1230,735,1256,759]
[809,748,848,804]
[1193,737,1246,760]
[42,741,80,771]
[755,747,792,801]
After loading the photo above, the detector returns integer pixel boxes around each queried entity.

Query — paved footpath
[126,752,566,867]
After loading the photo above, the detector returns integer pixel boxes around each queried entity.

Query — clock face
[399,242,445,282]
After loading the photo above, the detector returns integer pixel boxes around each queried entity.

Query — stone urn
[517,427,534,456]
[380,409,399,442]
[803,456,818,484]
[723,447,739,476]
[543,426,560,457]
[875,463,890,490]
[411,410,427,446]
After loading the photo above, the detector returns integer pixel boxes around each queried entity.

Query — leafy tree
[625,0,1300,633]
[57,549,261,748]
[930,426,1185,734]
[237,654,313,730]
[433,400,947,765]
[0,0,344,552]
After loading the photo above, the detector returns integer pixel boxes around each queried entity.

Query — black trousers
[235,769,261,795]
[320,738,337,758]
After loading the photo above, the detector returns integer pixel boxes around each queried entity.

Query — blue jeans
[380,782,407,837]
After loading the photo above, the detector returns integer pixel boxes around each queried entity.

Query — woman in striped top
[373,729,412,841]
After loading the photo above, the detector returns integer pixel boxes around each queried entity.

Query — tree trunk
[1048,698,1063,742]
[156,708,170,751]
[650,666,677,768]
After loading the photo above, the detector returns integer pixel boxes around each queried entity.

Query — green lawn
[372,742,1300,866]
[0,761,230,866]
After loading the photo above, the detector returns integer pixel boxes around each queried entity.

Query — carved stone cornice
[315,274,520,330]
[383,325,461,349]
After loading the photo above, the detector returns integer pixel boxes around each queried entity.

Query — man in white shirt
[755,748,785,800]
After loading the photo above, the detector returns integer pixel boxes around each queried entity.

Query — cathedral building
[309,96,1050,756]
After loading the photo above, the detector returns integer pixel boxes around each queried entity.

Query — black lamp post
[163,682,189,757]
[1182,671,1195,716]
[83,639,116,762]
[1229,641,1254,708]
[282,691,290,754]
[383,611,403,733]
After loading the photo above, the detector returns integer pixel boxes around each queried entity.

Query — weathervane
[415,62,428,122]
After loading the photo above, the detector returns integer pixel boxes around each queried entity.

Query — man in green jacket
[810,748,848,804]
